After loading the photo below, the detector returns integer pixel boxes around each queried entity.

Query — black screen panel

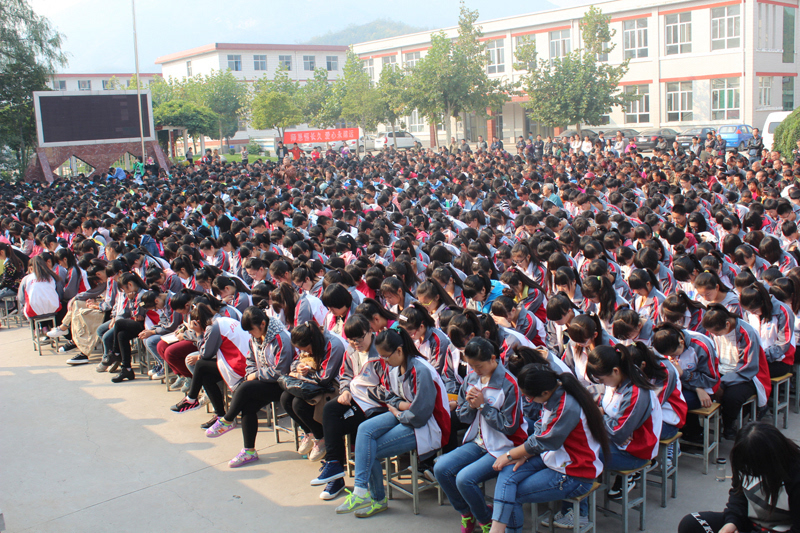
[39,94,151,144]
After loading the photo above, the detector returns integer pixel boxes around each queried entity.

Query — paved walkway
[1,323,797,533]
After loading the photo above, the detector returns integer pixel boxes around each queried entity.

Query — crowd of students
[4,130,799,532]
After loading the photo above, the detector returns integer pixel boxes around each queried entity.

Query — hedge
[774,107,800,156]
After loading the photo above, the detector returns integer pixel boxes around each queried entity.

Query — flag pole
[132,0,146,167]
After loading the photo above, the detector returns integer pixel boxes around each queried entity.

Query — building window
[326,56,338,71]
[711,5,741,50]
[623,18,649,59]
[279,55,292,70]
[758,3,779,51]
[549,29,571,63]
[362,58,374,79]
[186,60,192,77]
[711,77,740,120]
[254,55,267,71]
[597,41,610,62]
[102,80,112,90]
[408,109,425,133]
[227,54,242,71]
[52,80,66,90]
[303,55,316,71]
[784,7,796,63]
[665,12,692,55]
[486,39,505,74]
[404,51,421,68]
[783,76,795,111]
[78,80,91,91]
[666,81,693,121]
[624,85,650,123]
[382,55,397,69]
[494,111,504,139]
[759,76,773,107]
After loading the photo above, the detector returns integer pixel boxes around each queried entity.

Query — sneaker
[96,360,111,373]
[298,434,314,456]
[607,475,636,501]
[476,524,492,533]
[229,449,259,468]
[553,509,589,529]
[169,376,187,391]
[335,489,372,514]
[541,511,557,527]
[206,418,236,438]
[171,397,200,414]
[419,458,436,483]
[198,391,209,406]
[320,477,346,500]
[59,341,77,353]
[148,364,161,377]
[66,353,89,365]
[111,368,135,383]
[201,416,218,429]
[309,440,326,462]
[180,379,191,393]
[311,460,345,486]
[460,514,476,533]
[47,327,68,338]
[354,496,388,518]
[151,367,165,380]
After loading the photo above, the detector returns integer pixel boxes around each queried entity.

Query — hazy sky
[30,0,589,74]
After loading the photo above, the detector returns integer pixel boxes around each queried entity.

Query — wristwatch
[506,451,513,462]
[479,402,486,410]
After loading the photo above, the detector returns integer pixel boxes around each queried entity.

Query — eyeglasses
[347,334,368,346]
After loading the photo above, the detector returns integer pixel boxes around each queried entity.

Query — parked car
[618,128,640,140]
[374,131,419,149]
[557,129,598,143]
[634,128,680,151]
[345,135,376,151]
[763,111,792,151]
[717,124,755,151]
[676,127,717,148]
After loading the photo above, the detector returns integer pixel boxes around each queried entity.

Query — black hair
[566,313,603,345]
[448,310,484,349]
[355,297,398,321]
[464,337,497,362]
[626,341,668,382]
[399,302,436,330]
[694,270,732,294]
[241,306,269,332]
[374,327,421,360]
[661,291,706,325]
[463,272,493,300]
[701,303,739,333]
[612,308,643,340]
[416,279,458,308]
[582,275,618,322]
[321,282,353,310]
[343,313,372,340]
[586,344,654,390]
[628,268,661,292]
[739,281,773,319]
[290,320,327,366]
[771,276,800,314]
[652,322,685,356]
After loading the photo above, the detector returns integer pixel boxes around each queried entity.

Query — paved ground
[1,323,798,533]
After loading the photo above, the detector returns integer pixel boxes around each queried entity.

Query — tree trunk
[391,121,397,149]
[445,105,453,150]
[219,120,224,153]
[462,111,468,140]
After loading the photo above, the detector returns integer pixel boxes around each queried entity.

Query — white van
[763,111,792,151]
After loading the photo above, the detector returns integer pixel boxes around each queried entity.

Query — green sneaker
[478,523,492,533]
[355,496,388,518]
[335,489,372,514]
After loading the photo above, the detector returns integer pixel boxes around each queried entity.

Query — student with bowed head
[335,327,450,518]
[434,338,527,533]
[739,281,796,378]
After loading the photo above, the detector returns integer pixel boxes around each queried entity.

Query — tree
[774,108,800,156]
[200,70,248,145]
[250,92,302,140]
[104,76,123,90]
[339,50,383,157]
[0,0,67,72]
[515,6,630,132]
[154,100,217,139]
[377,63,408,148]
[296,67,338,129]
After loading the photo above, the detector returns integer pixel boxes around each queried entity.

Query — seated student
[544,293,582,359]
[732,244,771,280]
[628,268,666,325]
[399,303,452,374]
[281,320,345,463]
[463,272,507,314]
[211,275,253,316]
[415,278,459,329]
[739,281,795,379]
[170,303,249,416]
[354,297,398,333]
[487,364,609,532]
[499,268,547,323]
[0,241,24,302]
[612,308,655,346]
[652,323,719,443]
[562,314,618,390]
[157,293,198,394]
[18,254,63,320]
[701,304,772,439]
[490,295,546,347]
[553,266,587,312]
[95,260,130,373]
[581,275,629,334]
[203,306,293,468]
[586,344,662,500]
[109,273,151,383]
[321,282,358,338]
[678,422,800,533]
[292,266,327,327]
[771,275,800,347]
[335,328,449,518]
[313,314,389,500]
[434,338,527,533]
[694,270,743,317]
[660,291,706,333]
[380,276,415,314]
[145,265,184,294]
[138,289,187,380]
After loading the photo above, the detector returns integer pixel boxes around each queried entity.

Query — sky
[29,0,591,74]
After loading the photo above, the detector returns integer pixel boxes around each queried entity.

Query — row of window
[197,54,340,75]
[52,80,149,91]
[623,76,795,124]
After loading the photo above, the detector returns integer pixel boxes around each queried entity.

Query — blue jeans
[601,442,650,472]
[354,411,417,501]
[493,456,594,531]
[96,320,116,360]
[434,442,497,524]
[661,423,679,441]
[144,334,163,365]
[683,389,701,411]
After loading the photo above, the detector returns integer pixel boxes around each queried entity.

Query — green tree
[339,50,382,157]
[0,0,66,72]
[148,76,174,108]
[200,70,248,144]
[774,108,800,156]
[250,91,302,140]
[377,63,408,148]
[154,100,217,139]
[104,76,123,90]
[296,67,337,128]
[515,6,629,132]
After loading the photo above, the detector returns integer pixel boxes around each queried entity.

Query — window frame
[279,55,292,71]
[666,81,694,122]
[624,84,650,124]
[404,51,421,68]
[665,12,692,55]
[711,77,741,120]
[78,80,91,91]
[227,54,242,72]
[326,55,339,71]
[253,55,267,71]
[758,76,773,107]
[623,18,649,59]
[303,55,316,71]
[486,38,506,74]
[711,4,741,50]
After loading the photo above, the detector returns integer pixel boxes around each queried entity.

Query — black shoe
[59,341,77,353]
[66,353,89,365]
[201,416,219,429]
[607,475,636,500]
[111,368,135,383]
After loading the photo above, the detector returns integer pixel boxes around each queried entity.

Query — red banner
[284,128,359,144]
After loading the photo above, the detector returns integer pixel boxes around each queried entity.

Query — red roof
[156,43,349,64]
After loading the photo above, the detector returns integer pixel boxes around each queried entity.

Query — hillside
[305,19,427,46]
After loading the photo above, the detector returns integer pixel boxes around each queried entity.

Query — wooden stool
[771,373,792,429]
[344,433,355,477]
[737,395,758,429]
[30,314,59,356]
[600,464,648,532]
[680,403,720,475]
[647,432,682,507]
[532,481,602,533]
[1,295,21,327]
[265,402,299,450]
[384,449,443,515]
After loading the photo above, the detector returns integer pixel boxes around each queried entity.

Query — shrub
[246,140,262,154]
[774,107,800,157]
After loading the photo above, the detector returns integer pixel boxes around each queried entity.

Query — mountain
[304,19,428,46]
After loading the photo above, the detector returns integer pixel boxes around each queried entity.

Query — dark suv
[676,127,716,148]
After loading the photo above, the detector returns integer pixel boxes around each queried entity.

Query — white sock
[186,397,196,402]
[353,486,368,498]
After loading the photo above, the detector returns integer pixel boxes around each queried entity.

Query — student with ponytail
[695,270,743,317]
[336,327,449,518]
[553,266,587,311]
[771,274,800,346]
[760,235,798,275]
[499,268,547,323]
[432,265,467,307]
[634,247,675,295]
[211,275,253,315]
[672,254,702,299]
[628,268,666,325]
[732,245,770,280]
[487,364,610,532]
[699,250,740,290]
[203,306,293,468]
[463,271,507,314]
[563,314,618,390]
[292,266,327,327]
[491,295,546,347]
[109,272,150,383]
[701,304,771,439]
[380,276,415,314]
[586,343,662,499]
[416,279,458,328]
[267,282,296,329]
[354,297,398,332]
[581,275,629,334]
[435,338,527,533]
[398,302,452,374]
[660,292,706,333]
[612,308,655,346]
[321,283,358,338]
[545,293,583,358]
[445,311,484,395]
[740,281,796,377]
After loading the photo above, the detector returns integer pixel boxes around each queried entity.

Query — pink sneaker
[205,418,236,438]
[461,514,476,533]
[229,449,259,468]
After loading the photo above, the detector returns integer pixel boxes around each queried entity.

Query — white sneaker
[553,509,589,529]
[540,510,556,527]
[298,434,314,456]
[309,440,326,462]
[47,327,68,338]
